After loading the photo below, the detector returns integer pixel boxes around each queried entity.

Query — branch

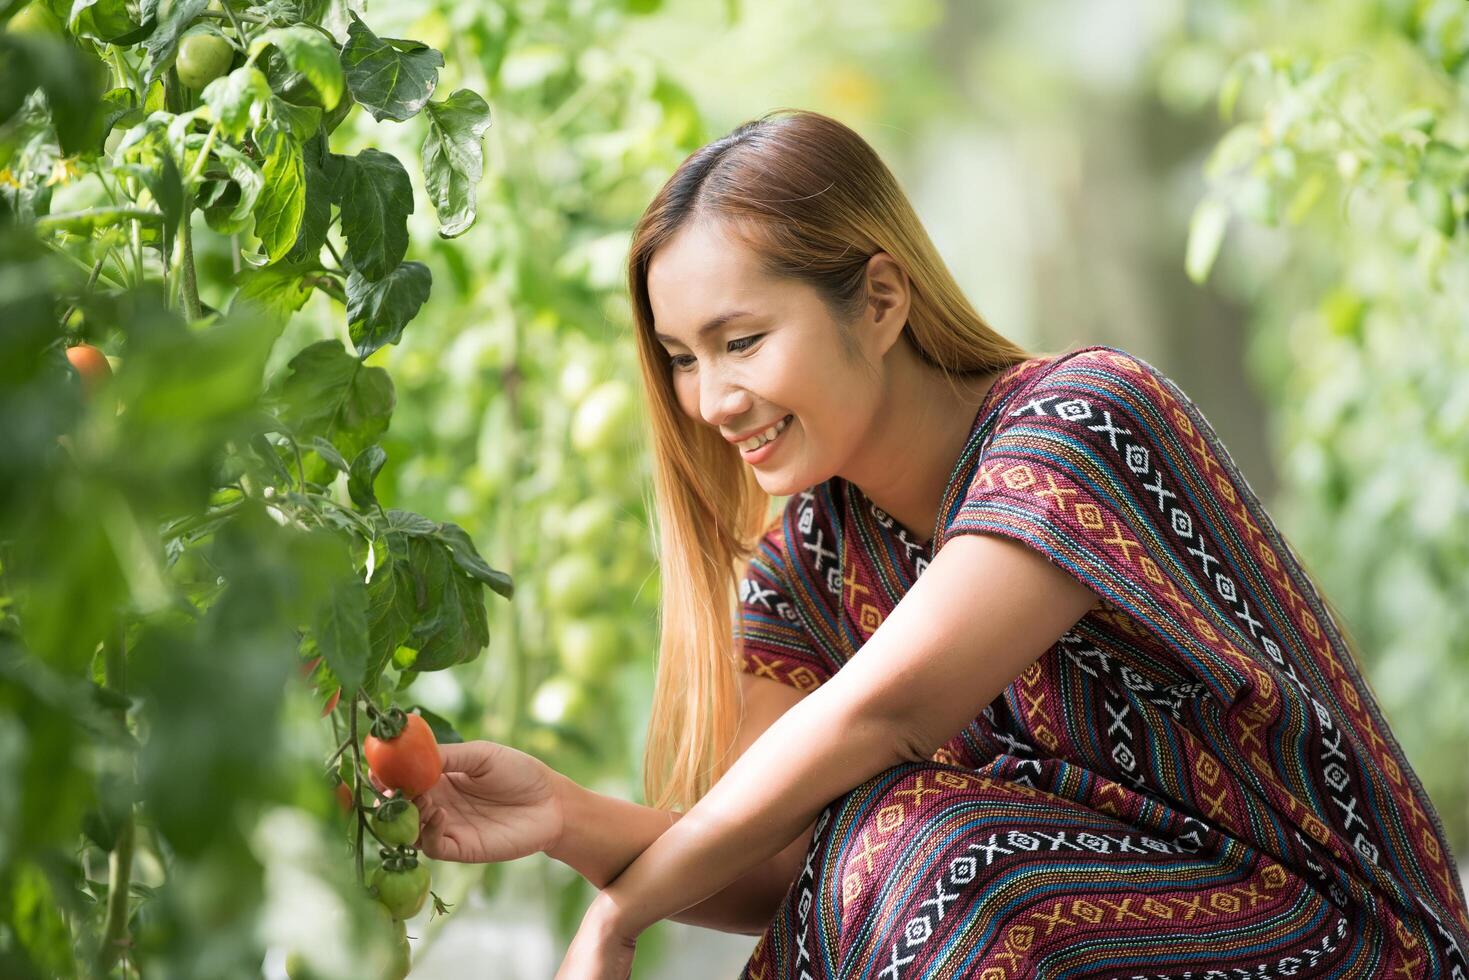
[93,626,136,977]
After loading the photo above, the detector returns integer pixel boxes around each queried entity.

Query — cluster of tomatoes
[361,709,442,921]
[289,706,444,979]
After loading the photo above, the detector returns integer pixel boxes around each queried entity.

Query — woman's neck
[839,343,1004,549]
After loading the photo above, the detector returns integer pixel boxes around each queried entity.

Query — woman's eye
[668,334,763,372]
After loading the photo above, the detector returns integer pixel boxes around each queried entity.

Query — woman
[411,110,1469,977]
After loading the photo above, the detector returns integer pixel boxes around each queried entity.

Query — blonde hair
[626,109,1034,812]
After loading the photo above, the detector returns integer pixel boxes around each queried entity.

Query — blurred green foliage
[1170,0,1469,852]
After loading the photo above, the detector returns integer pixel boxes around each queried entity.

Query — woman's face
[646,221,884,496]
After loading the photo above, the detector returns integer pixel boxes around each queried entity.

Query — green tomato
[372,861,430,920]
[561,497,617,550]
[544,552,602,615]
[556,615,621,680]
[176,30,234,89]
[386,923,411,980]
[558,356,598,403]
[371,799,420,848]
[7,2,65,35]
[284,949,323,980]
[366,905,412,980]
[571,379,636,453]
[530,674,592,726]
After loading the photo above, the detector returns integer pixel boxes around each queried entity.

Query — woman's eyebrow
[655,310,755,346]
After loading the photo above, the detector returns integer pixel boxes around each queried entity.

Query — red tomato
[65,344,112,399]
[363,712,441,797]
[334,780,354,814]
[320,686,342,717]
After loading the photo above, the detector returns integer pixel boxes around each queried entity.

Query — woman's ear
[860,252,913,361]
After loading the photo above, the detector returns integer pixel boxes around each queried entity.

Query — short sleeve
[735,519,833,693]
[939,346,1256,711]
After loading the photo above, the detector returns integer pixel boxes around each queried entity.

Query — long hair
[626,109,1034,812]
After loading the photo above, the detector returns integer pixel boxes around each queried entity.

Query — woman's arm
[593,532,1099,938]
[547,773,815,936]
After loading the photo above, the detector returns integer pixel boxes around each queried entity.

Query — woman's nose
[698,366,753,429]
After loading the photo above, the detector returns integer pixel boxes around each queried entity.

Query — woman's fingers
[435,739,489,774]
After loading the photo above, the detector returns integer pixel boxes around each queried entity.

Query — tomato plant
[0,0,507,972]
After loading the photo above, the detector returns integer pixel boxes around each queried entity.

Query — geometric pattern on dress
[736,346,1469,978]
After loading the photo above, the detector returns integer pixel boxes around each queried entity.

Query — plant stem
[94,625,135,977]
[200,7,267,25]
[58,248,114,328]
[350,697,366,886]
[218,0,253,45]
[186,123,222,186]
[324,733,354,772]
[180,197,202,321]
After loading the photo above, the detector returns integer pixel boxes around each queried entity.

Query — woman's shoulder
[995,343,1187,423]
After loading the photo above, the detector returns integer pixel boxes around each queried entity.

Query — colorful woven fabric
[733,345,1469,978]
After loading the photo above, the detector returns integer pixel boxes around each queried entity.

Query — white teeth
[739,415,791,451]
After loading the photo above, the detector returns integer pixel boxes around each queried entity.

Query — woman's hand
[398,740,564,864]
[554,892,638,980]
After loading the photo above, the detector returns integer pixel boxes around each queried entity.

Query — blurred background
[8,0,1468,974]
[275,0,1462,973]
[285,0,1469,974]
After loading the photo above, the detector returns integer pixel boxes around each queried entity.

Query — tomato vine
[0,0,505,974]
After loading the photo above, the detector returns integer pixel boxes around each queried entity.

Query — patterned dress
[733,345,1469,979]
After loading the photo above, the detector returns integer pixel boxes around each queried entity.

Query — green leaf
[286,135,330,264]
[339,148,412,281]
[116,119,183,259]
[201,66,271,140]
[0,34,108,157]
[200,141,262,235]
[405,535,488,671]
[140,0,210,85]
[405,704,463,744]
[271,339,394,466]
[314,558,369,694]
[249,26,344,110]
[268,95,321,141]
[229,262,317,327]
[421,89,492,238]
[33,205,164,233]
[255,126,304,262]
[309,436,349,472]
[382,509,437,537]
[1185,197,1228,286]
[345,260,430,358]
[339,10,443,123]
[68,0,140,41]
[436,522,513,599]
[92,86,137,155]
[364,542,417,689]
[347,444,386,509]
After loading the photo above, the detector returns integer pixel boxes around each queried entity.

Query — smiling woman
[570,108,1469,978]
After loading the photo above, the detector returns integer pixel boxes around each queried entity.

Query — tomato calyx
[371,846,431,920]
[368,705,409,741]
[369,798,420,848]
